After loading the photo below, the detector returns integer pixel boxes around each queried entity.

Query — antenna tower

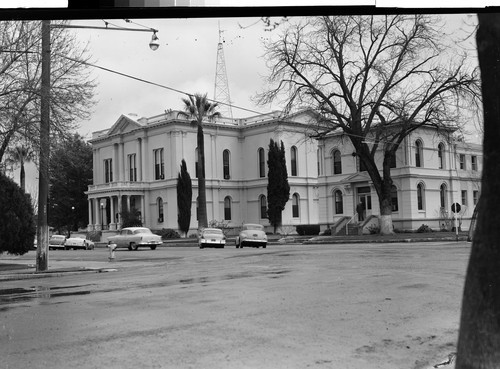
[214,22,233,118]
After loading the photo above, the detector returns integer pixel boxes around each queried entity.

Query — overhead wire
[56,53,268,117]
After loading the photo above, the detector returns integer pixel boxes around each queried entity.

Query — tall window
[334,190,343,214]
[291,146,297,176]
[292,193,299,218]
[415,140,423,167]
[128,154,137,182]
[104,158,113,183]
[157,197,164,223]
[317,148,323,176]
[260,195,267,219]
[333,150,342,174]
[224,196,232,220]
[461,190,468,206]
[438,143,445,169]
[154,148,164,180]
[440,184,447,209]
[473,190,479,206]
[195,148,199,178]
[391,185,398,212]
[471,155,477,171]
[223,150,231,179]
[196,197,199,220]
[459,154,466,170]
[417,183,424,210]
[258,148,265,178]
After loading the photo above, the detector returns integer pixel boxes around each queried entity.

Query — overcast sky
[69,14,478,139]
[70,17,280,139]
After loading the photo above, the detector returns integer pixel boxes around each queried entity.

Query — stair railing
[345,213,358,235]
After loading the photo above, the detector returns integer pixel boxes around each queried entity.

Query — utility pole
[35,20,159,272]
[36,19,50,272]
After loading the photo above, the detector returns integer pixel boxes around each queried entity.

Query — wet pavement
[0,243,468,369]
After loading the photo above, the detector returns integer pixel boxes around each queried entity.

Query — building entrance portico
[87,193,145,231]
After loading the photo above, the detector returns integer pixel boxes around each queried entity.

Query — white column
[110,196,116,230]
[126,195,131,213]
[87,199,93,230]
[137,139,142,181]
[118,142,125,182]
[141,136,148,181]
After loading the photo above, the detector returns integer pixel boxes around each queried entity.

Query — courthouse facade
[86,109,481,234]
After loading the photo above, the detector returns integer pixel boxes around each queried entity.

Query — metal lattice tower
[214,23,233,118]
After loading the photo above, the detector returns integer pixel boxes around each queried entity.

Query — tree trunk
[379,153,395,235]
[20,161,25,192]
[197,123,208,229]
[456,14,500,368]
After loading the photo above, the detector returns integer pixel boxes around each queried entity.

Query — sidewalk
[0,232,469,281]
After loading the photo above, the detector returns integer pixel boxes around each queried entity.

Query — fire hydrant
[108,243,117,262]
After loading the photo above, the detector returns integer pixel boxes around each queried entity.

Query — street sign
[451,203,461,214]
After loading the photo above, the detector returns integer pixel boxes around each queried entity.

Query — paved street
[0,242,470,369]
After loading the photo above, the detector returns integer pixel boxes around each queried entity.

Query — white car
[65,237,95,250]
[48,235,67,250]
[235,224,267,248]
[198,228,226,249]
[107,227,162,251]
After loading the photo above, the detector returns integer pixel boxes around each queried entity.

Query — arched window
[195,148,199,178]
[291,146,298,176]
[415,140,423,168]
[440,184,447,209]
[292,193,299,218]
[223,149,230,179]
[258,148,265,178]
[438,143,445,169]
[157,197,164,223]
[260,195,267,219]
[334,190,343,214]
[391,185,398,212]
[224,196,231,220]
[417,183,425,210]
[333,150,342,174]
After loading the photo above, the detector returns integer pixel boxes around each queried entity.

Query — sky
[68,14,478,140]
[71,17,280,140]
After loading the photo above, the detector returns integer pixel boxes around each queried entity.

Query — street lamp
[36,20,159,272]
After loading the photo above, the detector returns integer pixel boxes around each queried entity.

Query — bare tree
[0,20,96,164]
[258,15,479,234]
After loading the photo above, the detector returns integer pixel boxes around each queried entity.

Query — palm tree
[5,144,34,192]
[177,93,221,229]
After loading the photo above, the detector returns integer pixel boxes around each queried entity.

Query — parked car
[198,228,226,249]
[235,224,267,248]
[48,235,67,250]
[65,237,95,250]
[107,227,162,250]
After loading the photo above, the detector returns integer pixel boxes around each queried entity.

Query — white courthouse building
[86,109,482,235]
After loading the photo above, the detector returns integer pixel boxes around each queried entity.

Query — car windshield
[243,225,263,231]
[133,228,152,234]
[51,236,64,240]
[204,229,223,235]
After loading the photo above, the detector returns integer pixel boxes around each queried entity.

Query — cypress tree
[267,139,290,233]
[177,159,192,237]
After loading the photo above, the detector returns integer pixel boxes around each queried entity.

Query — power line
[56,53,267,117]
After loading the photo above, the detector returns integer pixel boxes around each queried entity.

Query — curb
[0,268,117,281]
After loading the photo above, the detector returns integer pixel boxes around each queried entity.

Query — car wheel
[130,242,139,251]
[150,245,157,250]
[128,244,132,251]
[263,244,267,248]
